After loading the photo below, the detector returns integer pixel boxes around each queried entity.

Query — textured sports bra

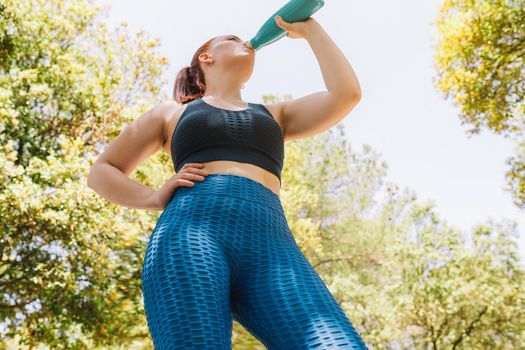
[171,98,285,184]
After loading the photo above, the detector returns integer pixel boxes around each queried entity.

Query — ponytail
[173,37,216,104]
[173,65,206,104]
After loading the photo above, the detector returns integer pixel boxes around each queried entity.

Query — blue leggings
[141,173,368,349]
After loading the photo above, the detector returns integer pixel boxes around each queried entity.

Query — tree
[2,0,523,348]
[235,94,525,349]
[0,0,169,348]
[433,0,525,208]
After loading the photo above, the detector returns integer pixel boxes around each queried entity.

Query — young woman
[87,15,366,350]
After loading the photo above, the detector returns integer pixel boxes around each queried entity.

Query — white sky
[98,0,525,264]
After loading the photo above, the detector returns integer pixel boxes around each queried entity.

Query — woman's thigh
[231,208,369,350]
[141,195,233,350]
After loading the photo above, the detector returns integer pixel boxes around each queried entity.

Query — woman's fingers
[175,178,196,186]
[274,16,288,28]
[274,15,316,39]
[178,163,209,183]
[173,162,209,189]
[181,172,206,181]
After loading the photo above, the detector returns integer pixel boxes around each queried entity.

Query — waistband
[173,173,283,212]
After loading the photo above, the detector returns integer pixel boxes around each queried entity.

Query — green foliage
[0,0,169,348]
[1,0,524,349]
[237,95,525,349]
[433,0,525,208]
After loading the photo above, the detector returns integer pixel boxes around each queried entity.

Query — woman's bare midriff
[199,160,280,198]
[163,102,284,198]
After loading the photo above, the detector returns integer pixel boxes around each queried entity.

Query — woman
[87,15,366,350]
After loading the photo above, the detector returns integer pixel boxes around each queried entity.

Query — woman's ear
[199,52,214,65]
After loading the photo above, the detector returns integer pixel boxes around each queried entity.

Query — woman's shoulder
[153,100,190,124]
[155,100,186,114]
[152,100,188,146]
[258,101,287,132]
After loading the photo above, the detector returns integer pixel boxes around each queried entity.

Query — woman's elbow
[86,167,96,189]
[87,163,103,190]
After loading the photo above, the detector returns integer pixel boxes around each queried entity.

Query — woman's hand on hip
[149,163,208,210]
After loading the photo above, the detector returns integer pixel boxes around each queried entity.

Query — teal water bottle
[245,0,325,51]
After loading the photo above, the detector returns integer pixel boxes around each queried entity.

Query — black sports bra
[170,98,285,185]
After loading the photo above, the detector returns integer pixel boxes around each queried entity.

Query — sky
[97,0,525,264]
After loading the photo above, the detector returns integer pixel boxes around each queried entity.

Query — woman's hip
[171,173,282,210]
[145,173,293,256]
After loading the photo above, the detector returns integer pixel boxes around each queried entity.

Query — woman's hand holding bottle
[274,15,319,39]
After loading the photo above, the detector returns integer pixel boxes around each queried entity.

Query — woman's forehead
[218,34,241,41]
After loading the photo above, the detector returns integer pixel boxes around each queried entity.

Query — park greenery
[434,0,525,209]
[1,0,524,349]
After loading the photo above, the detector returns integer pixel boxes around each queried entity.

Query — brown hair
[173,37,218,104]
